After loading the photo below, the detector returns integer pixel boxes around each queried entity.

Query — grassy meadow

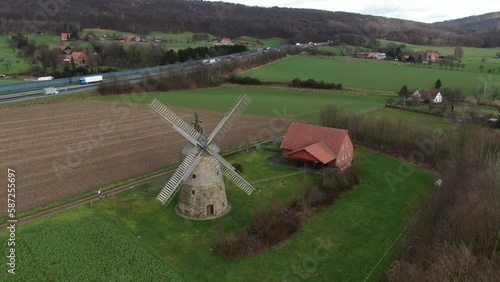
[378,39,500,74]
[95,84,389,121]
[0,36,31,74]
[367,107,457,130]
[0,77,27,85]
[0,147,431,281]
[243,55,494,95]
[80,30,285,51]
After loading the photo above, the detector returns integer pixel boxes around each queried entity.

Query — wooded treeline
[0,0,498,47]
[319,106,500,281]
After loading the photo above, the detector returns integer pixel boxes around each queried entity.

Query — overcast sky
[206,0,499,23]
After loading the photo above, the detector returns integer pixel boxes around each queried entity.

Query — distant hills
[0,0,498,47]
[435,12,500,33]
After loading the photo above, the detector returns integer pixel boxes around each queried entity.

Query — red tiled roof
[285,141,336,164]
[280,122,351,158]
[61,52,87,63]
[415,89,440,100]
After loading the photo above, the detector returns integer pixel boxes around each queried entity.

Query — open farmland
[0,206,184,281]
[243,55,493,95]
[0,147,431,281]
[0,100,285,216]
[95,85,389,121]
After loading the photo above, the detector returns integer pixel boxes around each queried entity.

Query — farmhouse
[419,51,440,62]
[411,89,443,103]
[212,37,234,46]
[280,122,354,170]
[355,52,386,60]
[116,34,142,42]
[59,45,72,54]
[61,52,88,64]
[61,33,71,41]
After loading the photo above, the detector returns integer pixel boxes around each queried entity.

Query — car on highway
[0,74,6,78]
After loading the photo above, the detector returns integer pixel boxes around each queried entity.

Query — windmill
[148,94,256,220]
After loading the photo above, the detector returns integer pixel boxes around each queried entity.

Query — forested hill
[435,12,500,33]
[0,0,498,47]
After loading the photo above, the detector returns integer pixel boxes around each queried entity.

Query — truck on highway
[79,75,103,85]
[202,59,216,64]
[43,87,59,96]
[37,76,54,81]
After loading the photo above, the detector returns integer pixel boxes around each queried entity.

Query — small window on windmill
[217,171,219,175]
[219,185,222,191]
[192,174,196,179]
[192,190,195,195]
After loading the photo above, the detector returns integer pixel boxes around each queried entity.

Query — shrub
[289,77,340,90]
[228,76,262,85]
[344,160,363,187]
[321,167,349,192]
[215,200,302,259]
[232,163,243,173]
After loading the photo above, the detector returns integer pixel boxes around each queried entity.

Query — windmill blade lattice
[149,99,204,146]
[157,151,203,205]
[207,94,250,145]
[208,155,256,195]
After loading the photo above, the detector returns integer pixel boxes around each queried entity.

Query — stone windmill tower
[148,95,255,220]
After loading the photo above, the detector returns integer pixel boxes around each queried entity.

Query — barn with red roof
[280,122,354,170]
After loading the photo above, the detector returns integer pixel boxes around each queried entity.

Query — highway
[0,63,199,104]
[0,43,316,105]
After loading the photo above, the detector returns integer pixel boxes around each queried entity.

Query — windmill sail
[207,94,250,145]
[157,151,203,205]
[150,96,256,211]
[149,99,204,146]
[208,155,256,195]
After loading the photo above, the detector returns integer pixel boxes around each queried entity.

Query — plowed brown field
[0,101,288,215]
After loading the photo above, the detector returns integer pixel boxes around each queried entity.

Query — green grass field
[0,147,431,281]
[95,84,389,121]
[243,55,493,95]
[378,39,500,74]
[0,36,31,74]
[367,107,457,129]
[235,36,286,49]
[81,29,286,51]
[26,34,59,48]
[0,77,26,85]
[0,206,184,281]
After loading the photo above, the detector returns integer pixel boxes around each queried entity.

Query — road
[0,43,320,104]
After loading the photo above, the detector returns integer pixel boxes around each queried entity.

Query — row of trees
[98,45,301,95]
[90,42,248,69]
[318,105,500,280]
[8,33,249,76]
[290,78,342,90]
